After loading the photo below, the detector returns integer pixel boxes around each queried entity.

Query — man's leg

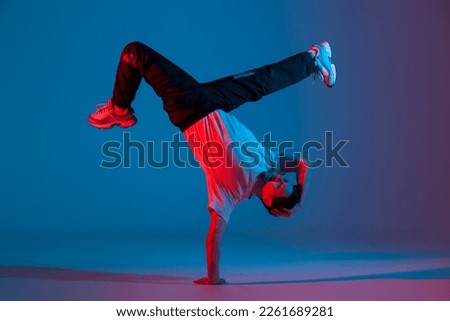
[113,41,199,108]
[205,52,317,112]
[89,41,336,130]
[199,42,335,113]
[89,41,199,129]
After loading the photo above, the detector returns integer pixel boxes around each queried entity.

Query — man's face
[261,175,293,207]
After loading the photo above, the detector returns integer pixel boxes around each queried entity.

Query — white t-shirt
[183,110,276,223]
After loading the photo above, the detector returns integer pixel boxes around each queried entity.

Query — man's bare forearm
[194,210,227,285]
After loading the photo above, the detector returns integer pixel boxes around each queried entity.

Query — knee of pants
[121,41,146,66]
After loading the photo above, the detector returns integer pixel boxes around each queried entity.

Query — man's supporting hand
[194,277,226,285]
[194,210,227,285]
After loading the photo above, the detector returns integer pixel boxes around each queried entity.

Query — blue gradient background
[1,0,449,282]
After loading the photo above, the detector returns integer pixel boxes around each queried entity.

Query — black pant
[113,42,317,131]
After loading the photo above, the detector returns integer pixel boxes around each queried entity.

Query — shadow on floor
[0,265,190,284]
[231,267,450,285]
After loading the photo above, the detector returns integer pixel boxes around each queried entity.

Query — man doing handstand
[88,41,336,284]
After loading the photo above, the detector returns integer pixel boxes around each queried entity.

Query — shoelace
[94,101,114,115]
[312,70,324,84]
[311,61,324,85]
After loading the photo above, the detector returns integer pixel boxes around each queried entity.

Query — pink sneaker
[88,99,137,129]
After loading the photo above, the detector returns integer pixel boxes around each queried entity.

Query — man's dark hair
[264,184,303,216]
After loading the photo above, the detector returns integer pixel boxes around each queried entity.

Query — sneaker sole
[318,42,336,88]
[118,118,137,128]
[88,117,137,129]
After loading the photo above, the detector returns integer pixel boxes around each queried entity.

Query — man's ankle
[308,49,318,59]
[114,105,129,116]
